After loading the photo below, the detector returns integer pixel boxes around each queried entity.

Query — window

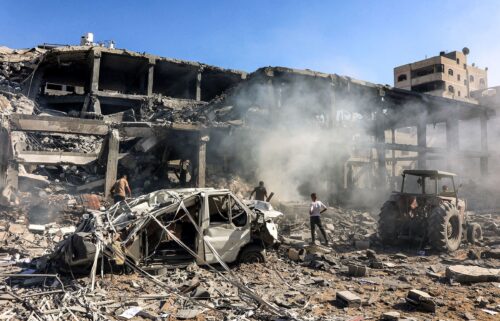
[464,80,467,85]
[479,78,486,86]
[456,58,460,65]
[448,85,454,93]
[208,195,230,224]
[458,91,461,97]
[207,194,247,227]
[470,75,475,82]
[448,69,454,76]
[457,74,461,81]
[411,64,444,78]
[397,74,407,82]
[411,80,445,93]
[230,197,247,227]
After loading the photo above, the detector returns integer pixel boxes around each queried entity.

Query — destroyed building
[1,42,498,208]
[1,38,500,321]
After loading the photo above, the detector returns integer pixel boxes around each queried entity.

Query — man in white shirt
[309,193,329,245]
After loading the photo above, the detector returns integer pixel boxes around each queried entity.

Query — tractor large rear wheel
[428,202,463,252]
[378,202,399,245]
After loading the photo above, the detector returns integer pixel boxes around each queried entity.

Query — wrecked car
[48,188,282,273]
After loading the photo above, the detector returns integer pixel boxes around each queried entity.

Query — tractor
[378,170,482,252]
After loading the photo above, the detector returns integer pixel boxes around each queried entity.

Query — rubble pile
[1,193,499,320]
[0,46,45,92]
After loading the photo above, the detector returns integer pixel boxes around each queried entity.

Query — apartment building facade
[394,49,488,103]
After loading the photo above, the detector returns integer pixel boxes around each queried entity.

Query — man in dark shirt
[250,181,268,201]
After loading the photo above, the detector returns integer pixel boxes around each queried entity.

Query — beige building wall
[394,50,488,103]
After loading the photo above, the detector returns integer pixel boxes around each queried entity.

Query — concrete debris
[381,311,401,320]
[406,289,436,313]
[336,290,362,307]
[446,264,500,283]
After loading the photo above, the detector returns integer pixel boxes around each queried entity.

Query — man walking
[250,181,268,201]
[309,193,329,245]
[110,174,132,204]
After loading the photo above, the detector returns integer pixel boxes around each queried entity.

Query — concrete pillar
[375,126,387,188]
[90,50,101,93]
[195,69,202,101]
[104,129,120,199]
[480,113,488,176]
[391,128,396,177]
[417,121,427,169]
[0,119,10,190]
[446,119,459,172]
[196,134,208,187]
[147,59,155,97]
[329,81,336,128]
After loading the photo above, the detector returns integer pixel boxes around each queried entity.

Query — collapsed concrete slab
[446,264,500,283]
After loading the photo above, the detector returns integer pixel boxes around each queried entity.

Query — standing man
[178,159,190,186]
[250,181,268,201]
[309,193,329,245]
[110,174,132,204]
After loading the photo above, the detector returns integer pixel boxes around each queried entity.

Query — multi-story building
[394,49,488,102]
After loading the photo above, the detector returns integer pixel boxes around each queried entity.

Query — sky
[1,0,499,86]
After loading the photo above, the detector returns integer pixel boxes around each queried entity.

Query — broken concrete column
[104,129,120,199]
[147,58,155,97]
[0,118,10,191]
[90,49,101,93]
[417,120,427,169]
[196,134,208,188]
[195,68,202,101]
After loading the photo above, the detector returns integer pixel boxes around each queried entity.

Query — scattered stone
[28,224,45,234]
[446,265,500,283]
[288,248,306,261]
[336,290,362,307]
[366,249,377,259]
[406,289,436,312]
[381,311,401,320]
[176,309,203,319]
[8,223,26,235]
[348,264,370,277]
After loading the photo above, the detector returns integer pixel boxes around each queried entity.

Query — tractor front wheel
[467,223,483,244]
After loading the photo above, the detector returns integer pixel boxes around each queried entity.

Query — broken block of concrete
[336,290,362,307]
[381,311,401,320]
[446,265,500,283]
[28,224,45,234]
[288,248,306,262]
[8,223,27,235]
[406,289,436,312]
[348,264,370,277]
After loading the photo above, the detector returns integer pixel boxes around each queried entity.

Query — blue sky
[1,0,499,85]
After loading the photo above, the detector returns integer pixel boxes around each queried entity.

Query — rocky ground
[0,198,499,321]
